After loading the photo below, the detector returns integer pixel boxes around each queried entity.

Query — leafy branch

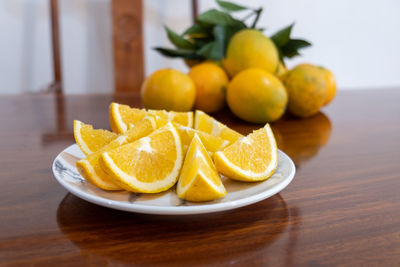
[154,0,261,61]
[271,23,312,65]
[154,1,312,64]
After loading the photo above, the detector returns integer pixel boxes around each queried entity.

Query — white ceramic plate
[52,144,296,215]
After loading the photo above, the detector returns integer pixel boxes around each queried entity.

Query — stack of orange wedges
[73,103,278,202]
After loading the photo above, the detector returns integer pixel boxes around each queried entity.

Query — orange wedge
[177,134,226,202]
[73,120,117,155]
[109,102,193,133]
[150,115,229,155]
[76,116,156,190]
[194,110,242,144]
[147,109,193,128]
[213,124,278,182]
[99,123,183,193]
[176,125,230,155]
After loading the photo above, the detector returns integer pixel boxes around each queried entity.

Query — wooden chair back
[112,0,144,93]
[49,0,198,93]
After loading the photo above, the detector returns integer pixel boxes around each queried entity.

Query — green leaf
[196,9,245,27]
[271,23,294,47]
[214,24,245,57]
[183,24,212,36]
[196,42,214,58]
[280,39,312,58]
[153,47,201,59]
[212,26,226,60]
[195,23,246,61]
[216,0,248,12]
[164,26,195,49]
[271,23,312,60]
[196,41,223,61]
[289,39,312,49]
[192,37,214,48]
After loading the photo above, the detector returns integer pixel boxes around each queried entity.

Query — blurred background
[1,0,400,94]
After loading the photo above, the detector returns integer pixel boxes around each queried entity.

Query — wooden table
[1,90,399,266]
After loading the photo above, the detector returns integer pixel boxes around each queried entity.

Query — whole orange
[227,68,288,123]
[283,64,327,117]
[321,67,336,106]
[189,62,229,113]
[222,29,279,78]
[141,69,196,111]
[295,64,337,106]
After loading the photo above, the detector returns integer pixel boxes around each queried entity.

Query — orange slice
[213,124,278,182]
[147,109,193,128]
[76,116,156,190]
[73,120,117,155]
[177,134,226,202]
[109,102,193,133]
[176,125,230,155]
[194,110,242,144]
[99,123,183,193]
[150,115,229,155]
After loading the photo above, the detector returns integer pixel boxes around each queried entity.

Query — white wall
[0,0,52,93]
[1,0,400,94]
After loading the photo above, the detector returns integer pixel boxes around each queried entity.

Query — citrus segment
[176,125,229,155]
[110,102,193,133]
[73,120,117,155]
[177,134,226,202]
[194,110,242,144]
[148,116,228,154]
[76,116,157,190]
[99,123,183,193]
[147,109,193,128]
[109,103,147,133]
[213,124,278,182]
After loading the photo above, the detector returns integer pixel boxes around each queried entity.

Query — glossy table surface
[1,90,400,266]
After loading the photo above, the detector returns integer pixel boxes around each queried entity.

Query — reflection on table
[57,193,294,265]
[272,112,332,167]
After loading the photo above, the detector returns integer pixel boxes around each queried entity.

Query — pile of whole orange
[141,29,336,123]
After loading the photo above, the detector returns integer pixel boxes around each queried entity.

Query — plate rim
[52,144,296,215]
